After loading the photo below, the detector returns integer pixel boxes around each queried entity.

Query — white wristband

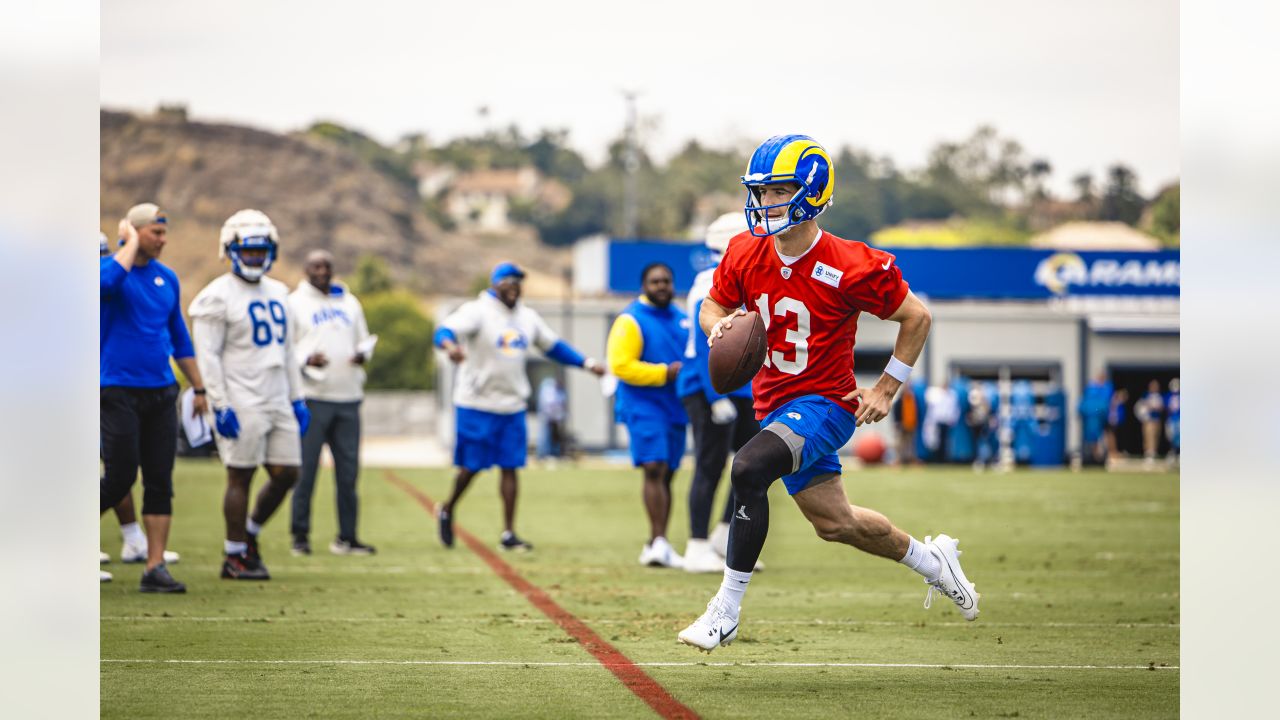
[884,356,913,383]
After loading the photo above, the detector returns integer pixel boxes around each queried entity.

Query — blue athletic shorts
[454,407,527,471]
[760,395,858,495]
[623,418,686,469]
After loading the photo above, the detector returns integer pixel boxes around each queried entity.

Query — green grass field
[101,460,1178,719]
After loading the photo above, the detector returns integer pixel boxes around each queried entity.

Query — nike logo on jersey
[811,262,843,289]
[882,259,892,270]
[735,505,751,521]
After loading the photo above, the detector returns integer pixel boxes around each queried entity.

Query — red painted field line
[385,470,699,720]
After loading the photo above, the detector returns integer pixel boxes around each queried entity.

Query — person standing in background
[190,209,310,581]
[677,214,760,574]
[1078,373,1112,466]
[287,250,376,557]
[99,232,181,581]
[607,262,689,569]
[892,384,920,466]
[1165,378,1180,463]
[1105,387,1129,465]
[100,205,206,593]
[434,262,605,552]
[1135,380,1166,465]
[536,377,568,462]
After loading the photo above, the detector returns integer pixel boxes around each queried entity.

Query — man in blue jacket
[607,263,689,569]
[100,204,207,593]
[678,214,761,573]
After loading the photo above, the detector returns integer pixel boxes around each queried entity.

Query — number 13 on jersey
[754,293,810,375]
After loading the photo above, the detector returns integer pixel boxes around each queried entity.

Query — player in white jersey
[434,262,605,551]
[189,210,310,581]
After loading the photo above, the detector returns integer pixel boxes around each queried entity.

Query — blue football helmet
[741,134,834,237]
[218,209,279,282]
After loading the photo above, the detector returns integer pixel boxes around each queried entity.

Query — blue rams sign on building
[600,240,1179,300]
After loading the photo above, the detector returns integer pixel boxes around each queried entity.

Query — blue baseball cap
[490,262,526,285]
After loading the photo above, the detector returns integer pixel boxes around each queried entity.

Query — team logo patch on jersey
[786,412,802,420]
[780,267,792,279]
[811,262,843,289]
[154,276,165,286]
[496,328,529,356]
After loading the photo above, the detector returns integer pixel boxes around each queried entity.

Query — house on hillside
[428,166,570,234]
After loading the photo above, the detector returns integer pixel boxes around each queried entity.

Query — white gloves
[710,398,738,425]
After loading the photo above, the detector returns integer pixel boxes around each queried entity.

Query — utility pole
[621,90,640,239]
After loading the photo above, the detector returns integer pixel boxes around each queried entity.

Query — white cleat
[121,541,180,565]
[100,551,110,565]
[682,539,724,574]
[100,570,113,583]
[639,537,684,568]
[923,534,980,621]
[677,597,739,653]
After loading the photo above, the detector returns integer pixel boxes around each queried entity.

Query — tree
[1072,172,1095,203]
[348,254,395,296]
[1146,183,1179,245]
[1098,164,1145,225]
[1027,159,1053,201]
[360,291,434,390]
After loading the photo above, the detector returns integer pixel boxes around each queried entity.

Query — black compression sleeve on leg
[725,430,794,573]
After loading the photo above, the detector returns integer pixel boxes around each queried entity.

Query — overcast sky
[102,0,1178,196]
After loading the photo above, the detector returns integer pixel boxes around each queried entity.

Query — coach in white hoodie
[287,250,375,557]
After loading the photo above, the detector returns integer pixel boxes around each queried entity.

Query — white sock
[246,519,263,536]
[120,522,146,546]
[899,536,941,581]
[716,568,752,615]
[225,540,248,556]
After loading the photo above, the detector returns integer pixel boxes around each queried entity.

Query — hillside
[100,109,569,303]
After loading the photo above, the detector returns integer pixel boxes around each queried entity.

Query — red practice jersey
[708,229,909,419]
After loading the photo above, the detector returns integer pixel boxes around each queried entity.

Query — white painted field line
[99,616,1179,629]
[101,659,1178,671]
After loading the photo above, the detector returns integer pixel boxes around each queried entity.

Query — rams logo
[496,328,529,356]
[1034,252,1087,295]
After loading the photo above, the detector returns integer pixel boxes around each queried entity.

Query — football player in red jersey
[678,135,980,653]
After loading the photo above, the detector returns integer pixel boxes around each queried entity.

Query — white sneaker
[682,539,724,573]
[922,534,980,621]
[100,551,110,565]
[709,522,730,557]
[706,523,765,571]
[100,570,113,583]
[677,597,739,652]
[121,541,181,565]
[638,537,683,568]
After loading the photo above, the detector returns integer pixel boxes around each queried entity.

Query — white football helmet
[704,212,750,256]
[219,209,279,281]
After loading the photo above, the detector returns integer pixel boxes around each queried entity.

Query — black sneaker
[140,563,187,593]
[438,510,454,549]
[330,538,376,556]
[499,531,533,552]
[291,536,312,556]
[221,553,270,580]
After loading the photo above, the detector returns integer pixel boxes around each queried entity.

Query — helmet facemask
[227,234,277,282]
[743,179,810,238]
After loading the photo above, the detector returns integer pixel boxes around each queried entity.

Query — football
[709,311,768,394]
